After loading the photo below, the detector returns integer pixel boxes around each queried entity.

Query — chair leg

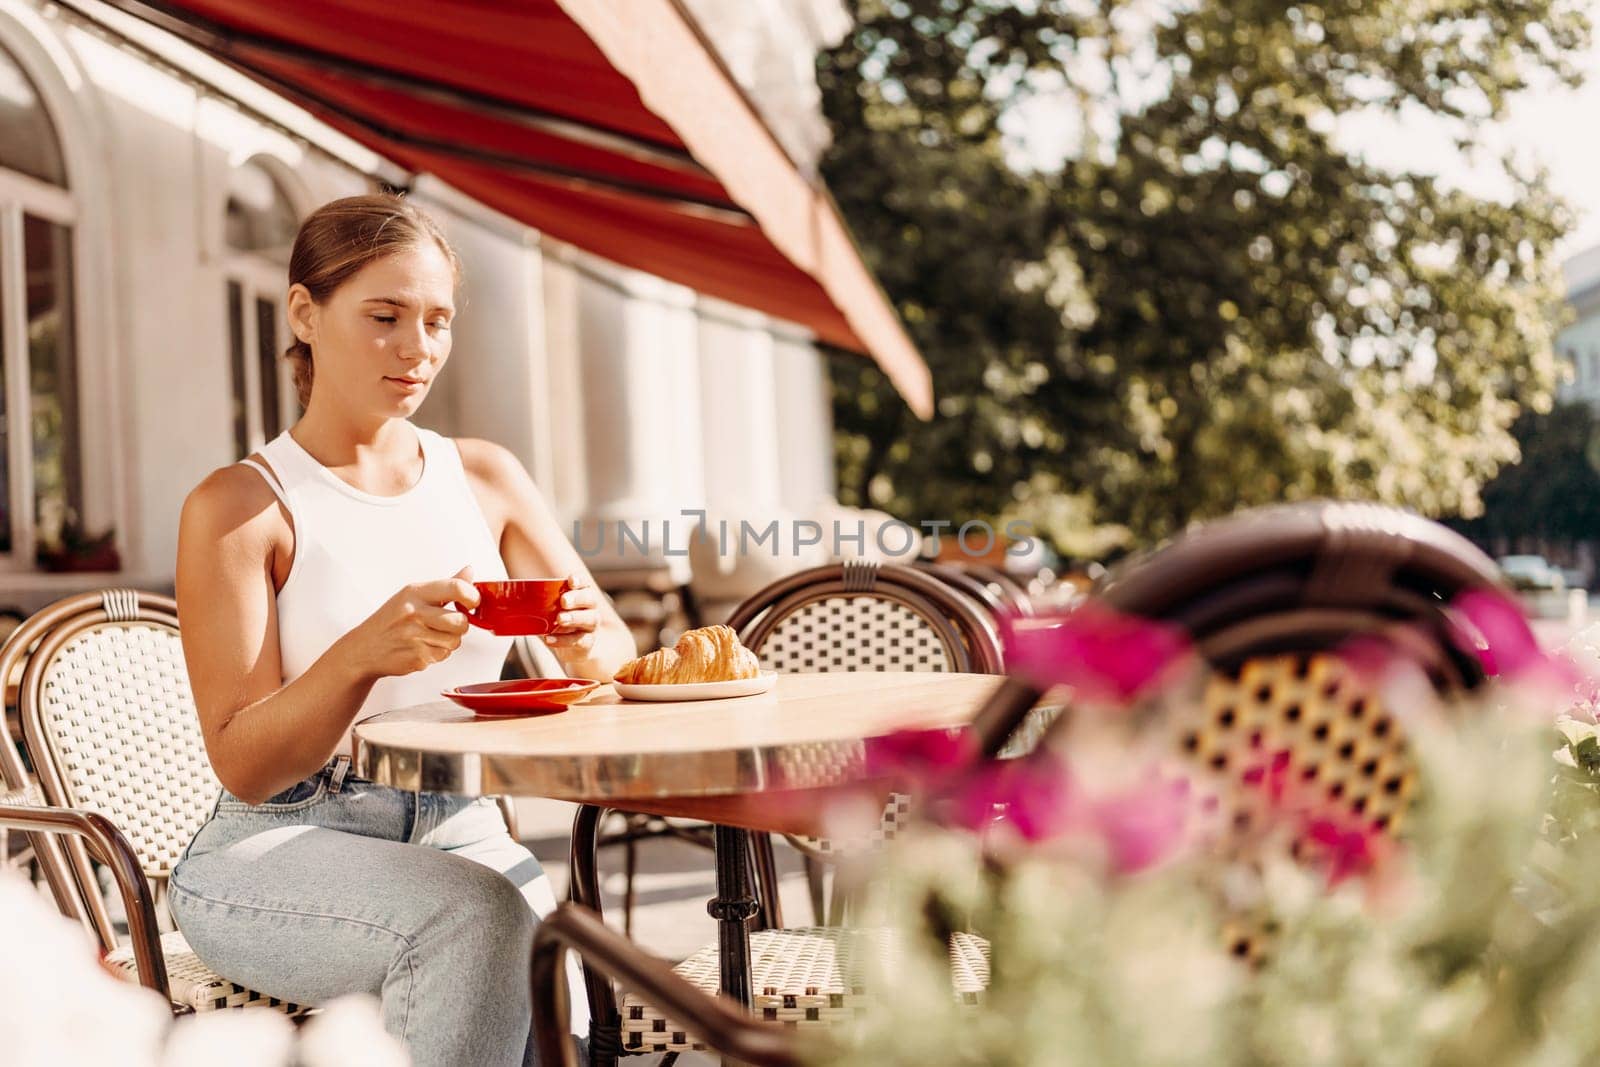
[749,833,783,930]
[568,805,620,1067]
[826,870,852,927]
[678,582,703,630]
[622,832,639,939]
[803,855,827,927]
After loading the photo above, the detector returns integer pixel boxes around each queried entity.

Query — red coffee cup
[465,578,566,636]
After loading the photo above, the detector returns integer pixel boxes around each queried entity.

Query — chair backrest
[1087,502,1504,958]
[727,560,1004,675]
[0,591,217,945]
[963,563,1036,617]
[913,561,1012,624]
[1097,500,1499,687]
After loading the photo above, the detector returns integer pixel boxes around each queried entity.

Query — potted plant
[35,519,120,574]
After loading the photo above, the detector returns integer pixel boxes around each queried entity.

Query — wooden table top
[354,671,1006,819]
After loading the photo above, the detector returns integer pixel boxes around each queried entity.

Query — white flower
[297,996,410,1067]
[161,1008,294,1067]
[0,870,406,1066]
[0,872,168,1067]
[1560,623,1600,719]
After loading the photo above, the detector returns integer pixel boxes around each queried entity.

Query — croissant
[614,646,676,685]
[615,625,761,685]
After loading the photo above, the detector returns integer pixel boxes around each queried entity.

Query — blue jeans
[169,764,588,1067]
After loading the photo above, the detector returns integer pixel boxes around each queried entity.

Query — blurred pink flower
[1451,589,1547,678]
[943,752,1191,871]
[1450,589,1582,696]
[863,727,975,780]
[1001,603,1192,706]
[946,749,1076,841]
[1335,634,1405,691]
[1087,777,1192,874]
[1240,749,1293,805]
[1304,816,1383,887]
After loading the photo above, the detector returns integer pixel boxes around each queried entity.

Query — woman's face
[290,243,457,420]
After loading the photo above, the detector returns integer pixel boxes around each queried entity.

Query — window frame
[221,155,300,459]
[0,163,77,573]
[222,252,296,458]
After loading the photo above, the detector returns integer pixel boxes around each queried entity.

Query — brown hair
[284,193,460,407]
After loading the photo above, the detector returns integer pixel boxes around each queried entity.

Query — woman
[170,193,634,1066]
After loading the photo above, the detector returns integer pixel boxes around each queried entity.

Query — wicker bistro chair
[572,560,1009,946]
[1096,500,1501,669]
[728,560,1005,916]
[913,560,1013,623]
[965,563,1035,617]
[0,590,308,1015]
[1092,501,1503,961]
[561,562,1008,1061]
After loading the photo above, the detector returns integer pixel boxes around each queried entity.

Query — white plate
[613,670,778,702]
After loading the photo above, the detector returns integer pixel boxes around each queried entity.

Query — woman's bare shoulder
[452,437,527,487]
[451,438,552,537]
[182,460,289,537]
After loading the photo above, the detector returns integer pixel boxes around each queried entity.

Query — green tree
[1458,400,1600,546]
[820,0,1588,552]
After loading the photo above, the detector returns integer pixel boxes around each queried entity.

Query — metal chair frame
[0,785,175,1005]
[915,560,1032,622]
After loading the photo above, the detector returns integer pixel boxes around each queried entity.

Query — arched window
[224,157,298,458]
[0,42,83,570]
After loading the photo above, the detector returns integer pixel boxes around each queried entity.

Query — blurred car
[1497,554,1567,592]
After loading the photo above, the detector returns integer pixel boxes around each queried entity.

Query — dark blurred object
[1099,500,1503,685]
[36,527,120,574]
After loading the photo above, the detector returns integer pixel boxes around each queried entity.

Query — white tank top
[241,426,512,746]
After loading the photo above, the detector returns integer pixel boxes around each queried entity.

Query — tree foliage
[1457,400,1600,546]
[819,0,1589,553]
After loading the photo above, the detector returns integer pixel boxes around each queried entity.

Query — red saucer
[442,678,599,717]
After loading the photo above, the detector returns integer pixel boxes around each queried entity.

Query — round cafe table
[354,670,1007,1058]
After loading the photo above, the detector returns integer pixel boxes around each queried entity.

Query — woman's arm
[177,467,479,803]
[457,440,636,680]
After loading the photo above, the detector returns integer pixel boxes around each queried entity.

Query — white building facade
[1559,244,1600,408]
[0,0,849,616]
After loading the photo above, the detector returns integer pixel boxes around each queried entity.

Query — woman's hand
[337,565,480,682]
[542,573,600,654]
[456,437,637,678]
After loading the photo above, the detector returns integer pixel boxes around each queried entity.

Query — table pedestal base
[569,807,768,1065]
[709,824,759,1010]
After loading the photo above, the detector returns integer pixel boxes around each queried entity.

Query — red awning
[99,0,932,416]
